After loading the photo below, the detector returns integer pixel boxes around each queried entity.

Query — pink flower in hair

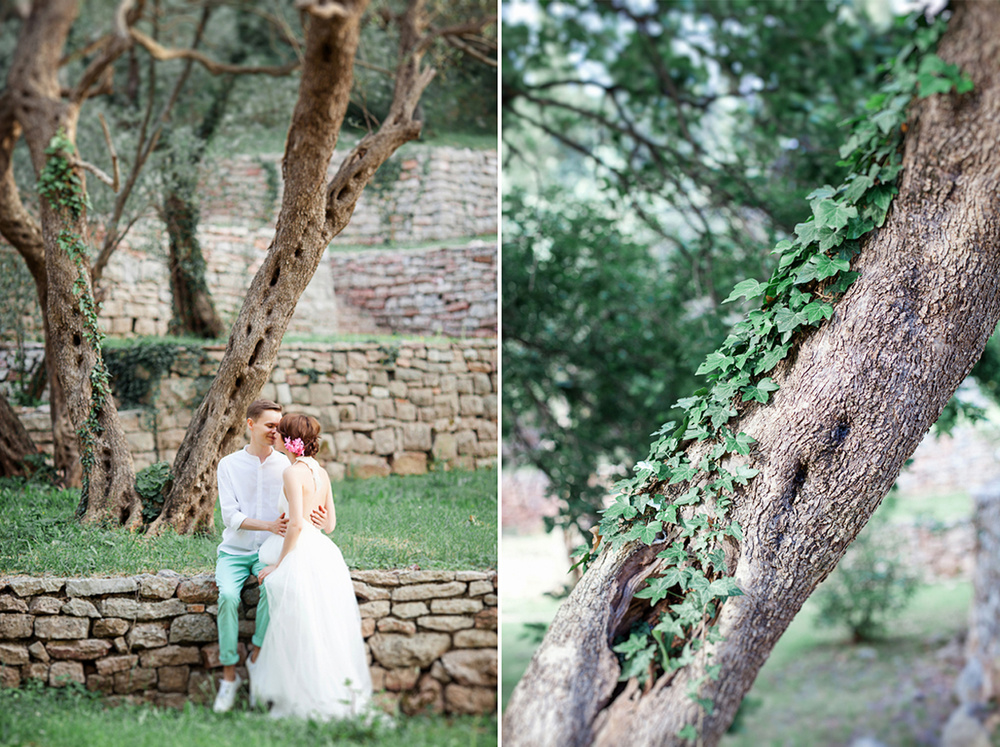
[283,437,305,457]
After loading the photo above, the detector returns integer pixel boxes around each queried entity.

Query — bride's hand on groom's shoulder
[271,513,289,536]
[258,565,277,584]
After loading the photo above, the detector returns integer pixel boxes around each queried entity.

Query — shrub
[813,497,919,641]
[136,461,173,524]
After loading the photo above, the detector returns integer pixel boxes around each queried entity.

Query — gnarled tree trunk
[503,4,1000,744]
[0,76,81,489]
[4,0,141,525]
[148,0,437,534]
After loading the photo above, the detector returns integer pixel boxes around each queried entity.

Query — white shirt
[217,446,291,556]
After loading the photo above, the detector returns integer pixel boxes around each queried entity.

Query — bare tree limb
[98,112,119,192]
[444,33,497,66]
[129,27,300,76]
[68,156,116,189]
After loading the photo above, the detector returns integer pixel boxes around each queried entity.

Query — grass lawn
[0,467,496,576]
[0,682,497,747]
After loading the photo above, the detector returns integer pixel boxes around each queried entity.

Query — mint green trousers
[215,551,269,666]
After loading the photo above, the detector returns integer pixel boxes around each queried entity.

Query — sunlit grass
[0,681,497,747]
[0,468,496,576]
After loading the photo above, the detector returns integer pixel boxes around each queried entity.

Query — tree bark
[0,392,36,477]
[5,0,140,525]
[148,0,437,534]
[503,4,1000,745]
[0,82,80,488]
[164,190,224,338]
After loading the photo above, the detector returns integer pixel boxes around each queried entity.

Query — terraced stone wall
[0,569,498,715]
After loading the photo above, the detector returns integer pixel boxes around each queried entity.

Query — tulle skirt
[252,526,372,720]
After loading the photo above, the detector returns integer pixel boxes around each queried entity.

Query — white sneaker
[212,673,242,713]
[246,655,259,708]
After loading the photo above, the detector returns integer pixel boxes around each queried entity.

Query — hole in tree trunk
[246,324,252,337]
[248,339,264,368]
[270,267,280,286]
[294,248,301,258]
[235,375,243,390]
[72,333,81,346]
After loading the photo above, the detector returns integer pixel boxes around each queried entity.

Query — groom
[212,398,289,713]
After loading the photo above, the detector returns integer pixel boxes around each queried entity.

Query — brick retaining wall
[0,569,497,715]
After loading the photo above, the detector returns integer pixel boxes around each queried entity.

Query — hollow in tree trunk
[503,4,1000,744]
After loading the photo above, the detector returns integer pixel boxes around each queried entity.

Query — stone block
[49,661,86,687]
[431,433,458,461]
[24,662,49,682]
[100,598,187,620]
[352,570,401,586]
[361,618,376,638]
[399,570,456,584]
[377,617,417,635]
[187,670,214,705]
[334,431,355,452]
[468,580,494,597]
[441,649,497,687]
[96,655,139,675]
[359,601,391,619]
[87,674,114,694]
[430,598,483,615]
[0,643,29,665]
[0,614,33,638]
[139,574,180,600]
[169,614,216,643]
[453,630,497,648]
[8,577,65,596]
[346,454,391,479]
[139,645,201,668]
[385,667,420,692]
[61,598,100,617]
[401,422,432,451]
[325,462,346,482]
[93,618,130,638]
[34,616,89,640]
[391,582,466,602]
[157,665,190,692]
[418,616,475,633]
[308,383,334,406]
[353,432,375,453]
[46,639,113,660]
[391,602,430,619]
[0,595,27,613]
[455,571,489,582]
[352,581,391,602]
[65,578,138,596]
[114,667,157,694]
[27,641,49,662]
[127,623,168,649]
[396,402,417,422]
[391,452,427,476]
[444,684,496,715]
[0,666,20,689]
[28,596,63,615]
[455,430,478,455]
[372,428,396,455]
[176,574,218,603]
[368,632,451,669]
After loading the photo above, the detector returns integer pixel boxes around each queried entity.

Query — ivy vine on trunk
[504,4,1000,744]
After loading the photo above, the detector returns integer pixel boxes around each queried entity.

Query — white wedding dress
[252,456,372,720]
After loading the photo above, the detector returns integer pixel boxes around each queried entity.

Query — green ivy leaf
[742,378,778,404]
[696,351,735,376]
[625,520,663,545]
[723,278,764,304]
[603,497,638,521]
[802,301,834,324]
[812,199,857,231]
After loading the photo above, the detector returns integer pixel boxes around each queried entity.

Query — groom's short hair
[247,399,282,422]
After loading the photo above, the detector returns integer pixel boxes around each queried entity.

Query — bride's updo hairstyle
[277,413,321,458]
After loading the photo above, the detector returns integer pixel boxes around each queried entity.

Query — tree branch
[129,27,300,76]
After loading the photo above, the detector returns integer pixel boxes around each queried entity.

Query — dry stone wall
[331,242,496,338]
[0,146,497,341]
[0,569,498,715]
[7,340,498,477]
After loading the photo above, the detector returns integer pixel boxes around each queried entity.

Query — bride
[251,413,373,720]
